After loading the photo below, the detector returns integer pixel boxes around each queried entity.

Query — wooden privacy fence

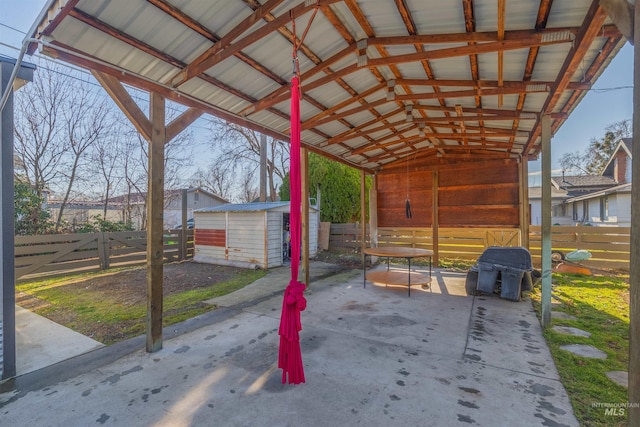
[15,229,194,280]
[529,225,630,271]
[328,224,630,270]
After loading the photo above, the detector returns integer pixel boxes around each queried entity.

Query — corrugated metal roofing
[28,0,629,172]
[195,201,318,213]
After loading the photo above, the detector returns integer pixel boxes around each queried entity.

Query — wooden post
[432,170,439,267]
[180,189,187,261]
[301,147,309,286]
[259,134,267,202]
[146,91,165,353]
[540,114,552,328]
[519,157,530,248]
[629,3,640,421]
[361,170,367,266]
[97,233,110,270]
[369,174,378,248]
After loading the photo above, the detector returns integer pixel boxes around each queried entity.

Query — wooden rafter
[171,0,286,86]
[508,0,553,152]
[91,70,152,141]
[524,1,610,154]
[304,85,550,130]
[241,28,577,117]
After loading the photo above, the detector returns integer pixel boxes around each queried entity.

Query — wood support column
[629,2,640,420]
[93,71,202,353]
[361,170,367,266]
[540,114,552,329]
[301,147,309,286]
[519,158,530,248]
[432,170,439,267]
[369,174,378,248]
[146,92,165,353]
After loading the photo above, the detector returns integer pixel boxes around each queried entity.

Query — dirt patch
[16,261,258,344]
[18,261,247,307]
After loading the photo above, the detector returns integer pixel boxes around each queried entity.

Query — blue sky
[1,0,634,184]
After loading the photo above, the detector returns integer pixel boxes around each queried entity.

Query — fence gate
[486,229,521,247]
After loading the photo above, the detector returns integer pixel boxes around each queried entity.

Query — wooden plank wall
[377,158,520,228]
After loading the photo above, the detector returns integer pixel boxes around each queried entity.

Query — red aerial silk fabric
[278,75,307,384]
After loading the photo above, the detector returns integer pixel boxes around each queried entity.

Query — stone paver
[560,344,607,359]
[606,371,628,388]
[552,311,577,320]
[552,326,591,338]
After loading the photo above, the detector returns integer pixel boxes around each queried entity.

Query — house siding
[227,212,265,266]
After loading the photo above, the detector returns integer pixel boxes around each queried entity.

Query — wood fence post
[97,232,110,270]
[180,189,187,261]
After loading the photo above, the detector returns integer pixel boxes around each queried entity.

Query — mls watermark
[592,402,639,416]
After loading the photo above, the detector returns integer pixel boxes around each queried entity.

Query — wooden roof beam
[304,85,550,129]
[166,108,203,142]
[147,0,287,86]
[92,70,152,141]
[172,0,341,87]
[524,1,610,153]
[240,27,583,117]
[365,36,573,69]
[508,0,554,152]
[170,0,285,86]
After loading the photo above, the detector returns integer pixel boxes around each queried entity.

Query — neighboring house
[107,187,228,230]
[47,200,124,229]
[529,138,633,227]
[528,186,568,226]
[563,138,633,227]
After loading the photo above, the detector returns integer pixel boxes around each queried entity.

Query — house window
[572,203,577,221]
[600,196,608,221]
[582,201,589,223]
[194,192,199,203]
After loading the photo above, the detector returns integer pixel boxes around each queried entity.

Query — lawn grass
[17,267,266,345]
[530,273,629,426]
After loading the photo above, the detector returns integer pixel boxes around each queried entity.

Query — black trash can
[468,246,533,301]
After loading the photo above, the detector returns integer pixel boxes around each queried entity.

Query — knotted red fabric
[278,75,307,384]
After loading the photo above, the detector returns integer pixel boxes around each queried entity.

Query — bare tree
[189,162,234,200]
[559,118,632,175]
[90,129,124,218]
[113,103,194,229]
[14,62,114,231]
[14,62,71,197]
[211,120,289,201]
[53,77,112,230]
[238,167,259,203]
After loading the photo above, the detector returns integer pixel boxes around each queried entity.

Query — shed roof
[28,1,629,172]
[195,201,317,213]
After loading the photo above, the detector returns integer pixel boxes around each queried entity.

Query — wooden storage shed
[193,202,318,269]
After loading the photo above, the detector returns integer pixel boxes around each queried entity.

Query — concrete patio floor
[0,261,578,426]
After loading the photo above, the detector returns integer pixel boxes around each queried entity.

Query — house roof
[195,201,317,213]
[527,186,568,200]
[551,175,617,189]
[27,1,629,172]
[564,182,632,203]
[107,187,228,205]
